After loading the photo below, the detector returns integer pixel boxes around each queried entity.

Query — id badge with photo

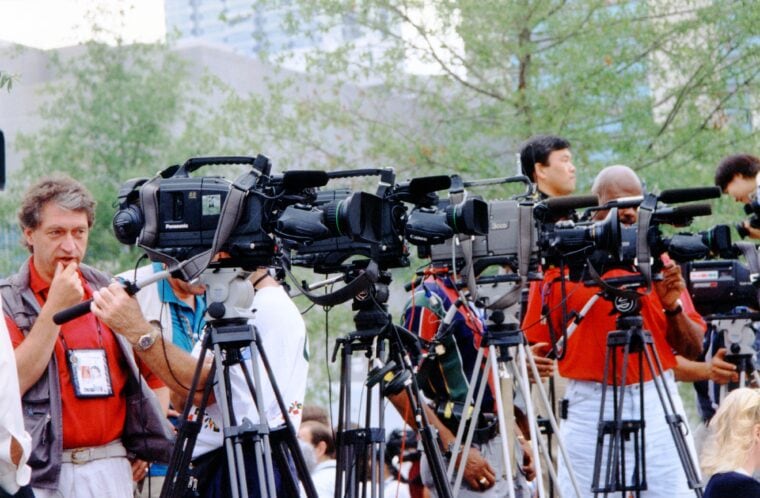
[67,348,114,398]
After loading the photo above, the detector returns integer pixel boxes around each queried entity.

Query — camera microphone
[281,170,330,191]
[658,187,721,204]
[653,203,712,225]
[542,195,600,212]
[407,175,451,195]
[534,195,599,222]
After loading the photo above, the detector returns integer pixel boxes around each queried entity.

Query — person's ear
[534,162,549,181]
[316,440,327,458]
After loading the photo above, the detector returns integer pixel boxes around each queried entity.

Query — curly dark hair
[715,154,760,191]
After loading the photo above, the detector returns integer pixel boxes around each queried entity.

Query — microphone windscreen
[543,194,599,212]
[671,203,712,218]
[282,170,330,191]
[408,175,451,195]
[659,187,721,204]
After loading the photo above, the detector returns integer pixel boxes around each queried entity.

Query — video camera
[417,175,544,279]
[282,169,489,274]
[112,155,337,275]
[535,187,726,281]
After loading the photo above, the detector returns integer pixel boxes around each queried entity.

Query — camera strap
[283,260,380,307]
[634,192,657,295]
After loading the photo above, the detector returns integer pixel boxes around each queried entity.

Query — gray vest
[0,260,174,489]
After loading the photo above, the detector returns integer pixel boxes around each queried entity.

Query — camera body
[112,156,332,272]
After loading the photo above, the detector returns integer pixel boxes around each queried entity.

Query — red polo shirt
[523,266,705,384]
[6,260,161,449]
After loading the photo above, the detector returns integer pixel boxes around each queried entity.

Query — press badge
[68,349,114,398]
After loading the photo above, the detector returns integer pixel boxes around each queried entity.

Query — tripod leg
[513,344,545,498]
[641,345,703,494]
[246,340,279,496]
[209,343,247,498]
[250,330,318,498]
[161,344,218,498]
[487,346,517,498]
[524,345,583,498]
[446,345,486,481]
[336,342,352,498]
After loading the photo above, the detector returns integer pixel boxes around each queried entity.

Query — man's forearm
[387,390,455,448]
[133,334,210,402]
[666,312,704,360]
[672,355,709,382]
[14,309,60,394]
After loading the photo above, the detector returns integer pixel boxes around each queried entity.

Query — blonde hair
[700,387,760,477]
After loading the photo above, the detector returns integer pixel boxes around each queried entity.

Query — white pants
[33,457,133,498]
[558,372,699,498]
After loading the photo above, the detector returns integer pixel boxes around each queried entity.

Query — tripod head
[198,265,255,323]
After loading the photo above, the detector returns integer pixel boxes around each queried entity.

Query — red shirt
[6,260,161,449]
[522,266,705,384]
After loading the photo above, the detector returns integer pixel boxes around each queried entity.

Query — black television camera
[536,187,725,282]
[112,155,337,276]
[282,169,488,275]
[683,259,758,316]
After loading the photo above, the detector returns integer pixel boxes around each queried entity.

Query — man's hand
[130,459,149,482]
[740,220,760,240]
[91,283,152,342]
[518,437,536,481]
[45,262,84,313]
[457,447,496,491]
[654,261,686,310]
[710,348,739,384]
[529,342,555,381]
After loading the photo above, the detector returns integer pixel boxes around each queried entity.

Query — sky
[0,0,165,49]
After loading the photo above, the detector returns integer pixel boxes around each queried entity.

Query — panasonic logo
[165,223,189,230]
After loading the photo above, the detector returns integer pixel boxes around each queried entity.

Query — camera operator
[116,262,207,497]
[714,154,760,239]
[519,134,576,199]
[523,165,706,497]
[91,266,308,497]
[388,268,546,498]
[0,176,173,498]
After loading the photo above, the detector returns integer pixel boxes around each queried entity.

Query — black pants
[0,485,34,498]
[194,442,287,498]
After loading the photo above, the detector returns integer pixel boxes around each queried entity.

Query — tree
[2,41,231,274]
[228,0,760,210]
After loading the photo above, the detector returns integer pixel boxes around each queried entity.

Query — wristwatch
[664,298,683,317]
[134,323,160,352]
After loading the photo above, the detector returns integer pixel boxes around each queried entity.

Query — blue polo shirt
[153,262,206,352]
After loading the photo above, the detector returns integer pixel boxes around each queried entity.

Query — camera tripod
[442,300,581,498]
[161,268,316,498]
[590,284,702,497]
[332,271,453,498]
